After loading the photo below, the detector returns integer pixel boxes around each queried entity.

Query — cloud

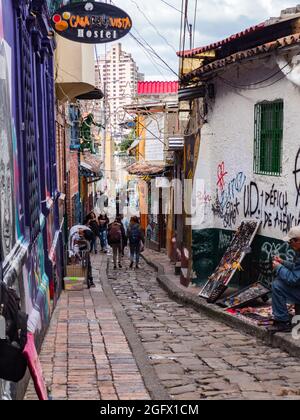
[96,0,300,80]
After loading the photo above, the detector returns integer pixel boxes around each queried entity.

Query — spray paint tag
[0,315,6,340]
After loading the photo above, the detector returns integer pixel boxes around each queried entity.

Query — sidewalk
[25,255,150,400]
[141,249,300,359]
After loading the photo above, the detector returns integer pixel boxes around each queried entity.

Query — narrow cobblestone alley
[105,254,300,400]
[24,256,150,401]
[25,253,300,400]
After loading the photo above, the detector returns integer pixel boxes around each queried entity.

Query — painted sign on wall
[51,1,132,43]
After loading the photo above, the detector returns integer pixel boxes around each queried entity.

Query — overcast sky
[96,0,299,81]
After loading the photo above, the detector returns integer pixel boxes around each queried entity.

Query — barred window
[254,100,283,176]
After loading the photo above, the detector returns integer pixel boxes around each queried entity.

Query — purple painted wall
[0,0,64,400]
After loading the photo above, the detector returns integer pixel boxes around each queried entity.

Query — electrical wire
[217,60,293,88]
[192,0,198,49]
[110,0,179,78]
[160,0,183,14]
[129,0,177,54]
[217,66,293,90]
[129,31,179,78]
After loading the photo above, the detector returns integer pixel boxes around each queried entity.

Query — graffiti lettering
[256,241,295,287]
[218,171,246,211]
[219,230,232,251]
[294,147,300,206]
[212,195,240,229]
[243,182,298,234]
[244,182,259,217]
[217,161,228,192]
[197,191,212,204]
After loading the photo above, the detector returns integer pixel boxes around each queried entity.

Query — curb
[142,253,300,359]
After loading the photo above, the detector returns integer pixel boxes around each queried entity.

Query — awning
[80,152,103,177]
[55,82,98,103]
[126,162,166,176]
[76,88,104,100]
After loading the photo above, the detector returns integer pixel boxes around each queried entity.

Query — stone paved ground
[24,256,150,401]
[107,253,300,400]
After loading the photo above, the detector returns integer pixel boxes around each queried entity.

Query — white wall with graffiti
[191,51,300,283]
[193,53,300,240]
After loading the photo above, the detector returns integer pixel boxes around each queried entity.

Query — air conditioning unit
[168,136,184,151]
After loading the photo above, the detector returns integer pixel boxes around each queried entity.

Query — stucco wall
[193,54,300,238]
[192,52,300,284]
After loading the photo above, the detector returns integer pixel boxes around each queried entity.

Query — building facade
[179,7,300,289]
[126,81,179,252]
[0,0,63,399]
[96,43,144,138]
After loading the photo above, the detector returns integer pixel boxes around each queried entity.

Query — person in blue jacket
[269,226,300,333]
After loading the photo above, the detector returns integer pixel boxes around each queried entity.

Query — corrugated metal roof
[138,81,179,95]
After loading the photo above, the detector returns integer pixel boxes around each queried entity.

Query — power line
[129,0,177,54]
[217,62,293,90]
[110,0,179,78]
[160,0,183,13]
[192,0,198,49]
[129,31,179,78]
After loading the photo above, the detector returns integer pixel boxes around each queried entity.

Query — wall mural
[25,234,50,334]
[0,1,13,400]
[0,40,15,261]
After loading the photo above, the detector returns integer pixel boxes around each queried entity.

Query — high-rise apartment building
[95,43,144,138]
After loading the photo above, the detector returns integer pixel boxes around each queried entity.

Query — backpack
[108,223,122,244]
[0,282,28,382]
[129,224,141,245]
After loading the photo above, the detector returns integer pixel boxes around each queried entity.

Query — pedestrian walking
[108,216,126,269]
[85,212,100,254]
[68,224,95,288]
[127,216,145,269]
[98,214,109,253]
[268,226,300,333]
[119,214,128,256]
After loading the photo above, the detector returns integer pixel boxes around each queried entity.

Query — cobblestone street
[25,256,150,401]
[106,253,300,400]
[25,252,300,400]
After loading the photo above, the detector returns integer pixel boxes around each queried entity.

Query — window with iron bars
[254,100,283,176]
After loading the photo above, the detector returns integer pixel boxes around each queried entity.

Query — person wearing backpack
[108,216,126,269]
[127,216,145,269]
[85,212,100,254]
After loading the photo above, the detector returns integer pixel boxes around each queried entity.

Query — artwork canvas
[199,220,261,302]
[222,281,270,309]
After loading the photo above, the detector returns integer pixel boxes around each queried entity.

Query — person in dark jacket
[85,212,99,254]
[108,216,126,269]
[269,226,300,333]
[127,216,144,269]
[98,214,109,253]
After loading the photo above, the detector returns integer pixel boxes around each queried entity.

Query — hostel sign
[51,1,132,44]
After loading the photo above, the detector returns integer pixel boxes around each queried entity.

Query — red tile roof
[177,23,266,58]
[138,81,179,95]
[182,33,300,81]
